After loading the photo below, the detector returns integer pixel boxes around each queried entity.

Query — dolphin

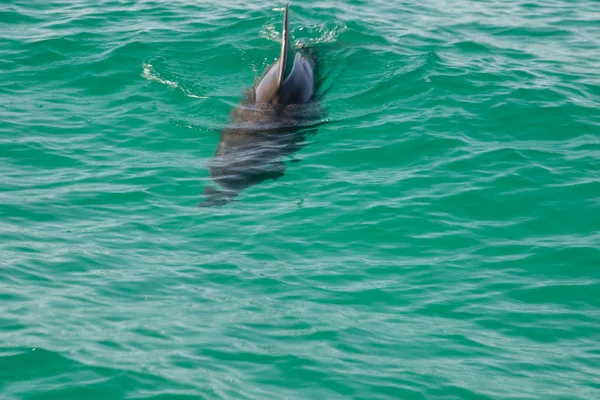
[200,4,322,207]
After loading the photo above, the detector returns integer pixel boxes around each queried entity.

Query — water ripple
[1,0,599,399]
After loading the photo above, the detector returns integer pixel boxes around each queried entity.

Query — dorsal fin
[277,3,290,89]
[254,3,291,104]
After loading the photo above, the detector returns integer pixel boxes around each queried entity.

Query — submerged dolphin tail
[277,3,290,88]
[199,186,237,208]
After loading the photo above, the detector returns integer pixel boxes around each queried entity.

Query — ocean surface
[1,0,599,398]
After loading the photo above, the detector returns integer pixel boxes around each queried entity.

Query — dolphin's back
[279,52,314,104]
[255,52,314,106]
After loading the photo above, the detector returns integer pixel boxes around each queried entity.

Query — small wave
[185,93,208,99]
[141,63,208,99]
[141,63,178,88]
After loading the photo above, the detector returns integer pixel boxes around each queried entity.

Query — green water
[1,0,599,398]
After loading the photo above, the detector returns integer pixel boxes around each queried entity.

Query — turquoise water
[1,0,600,398]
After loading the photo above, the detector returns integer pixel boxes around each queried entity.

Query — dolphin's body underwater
[200,4,322,207]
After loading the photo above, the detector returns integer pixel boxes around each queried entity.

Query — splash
[260,23,348,47]
[298,24,348,46]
